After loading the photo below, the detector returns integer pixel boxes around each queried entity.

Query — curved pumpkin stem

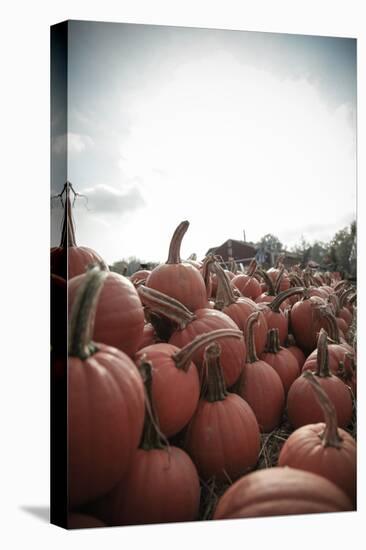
[137,285,196,329]
[257,268,276,296]
[138,360,167,450]
[245,311,260,364]
[212,261,237,309]
[268,287,304,313]
[166,220,189,264]
[319,308,341,344]
[201,343,228,402]
[68,265,108,359]
[315,329,331,378]
[201,254,216,296]
[274,265,286,295]
[173,328,243,372]
[303,371,343,448]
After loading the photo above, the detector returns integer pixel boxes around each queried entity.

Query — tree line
[110,220,356,279]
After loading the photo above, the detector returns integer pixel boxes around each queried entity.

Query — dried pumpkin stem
[166,220,189,264]
[303,370,342,448]
[138,285,196,329]
[68,265,108,359]
[173,328,243,372]
[257,268,276,296]
[315,329,331,378]
[269,287,304,313]
[245,311,260,364]
[212,262,237,308]
[201,343,227,402]
[265,328,281,354]
[138,360,166,450]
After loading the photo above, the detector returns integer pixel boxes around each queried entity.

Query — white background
[0,0,364,548]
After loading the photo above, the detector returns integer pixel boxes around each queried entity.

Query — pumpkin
[260,328,300,394]
[89,361,200,526]
[213,467,352,519]
[68,266,145,508]
[135,327,243,437]
[284,307,306,368]
[51,182,108,280]
[138,285,246,388]
[287,329,353,429]
[257,287,304,346]
[184,342,260,482]
[145,220,208,311]
[212,262,268,355]
[238,312,285,432]
[230,259,262,300]
[290,290,330,354]
[130,269,151,286]
[278,371,356,505]
[68,270,145,358]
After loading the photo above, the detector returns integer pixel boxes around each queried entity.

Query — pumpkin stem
[247,259,257,277]
[257,268,276,296]
[315,329,331,378]
[274,265,286,295]
[327,293,340,317]
[201,343,228,402]
[201,254,216,296]
[173,328,243,372]
[269,287,304,313]
[138,360,167,450]
[288,272,304,287]
[339,287,355,308]
[68,265,108,359]
[319,308,341,344]
[245,311,260,364]
[166,220,189,264]
[303,371,343,448]
[213,262,237,308]
[137,285,196,329]
[264,328,281,353]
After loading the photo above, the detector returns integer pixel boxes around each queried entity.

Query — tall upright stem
[68,266,108,358]
[166,221,189,264]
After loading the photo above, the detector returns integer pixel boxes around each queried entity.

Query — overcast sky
[51,21,356,265]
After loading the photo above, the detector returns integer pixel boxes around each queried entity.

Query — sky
[51,21,357,265]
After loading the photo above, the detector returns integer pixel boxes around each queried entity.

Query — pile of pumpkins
[51,187,357,529]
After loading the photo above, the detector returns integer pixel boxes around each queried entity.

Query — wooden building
[206,239,257,264]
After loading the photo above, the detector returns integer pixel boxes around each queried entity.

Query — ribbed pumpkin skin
[286,345,306,369]
[260,348,300,394]
[51,246,108,280]
[89,447,200,526]
[303,342,354,369]
[287,375,353,429]
[68,272,145,357]
[213,467,353,519]
[68,513,106,529]
[290,296,328,354]
[135,344,200,437]
[220,299,268,356]
[238,361,285,432]
[68,345,145,509]
[185,394,260,482]
[169,309,246,388]
[278,423,356,504]
[146,263,208,312]
[258,306,288,346]
[231,274,262,300]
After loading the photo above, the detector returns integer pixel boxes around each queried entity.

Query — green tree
[257,234,283,253]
